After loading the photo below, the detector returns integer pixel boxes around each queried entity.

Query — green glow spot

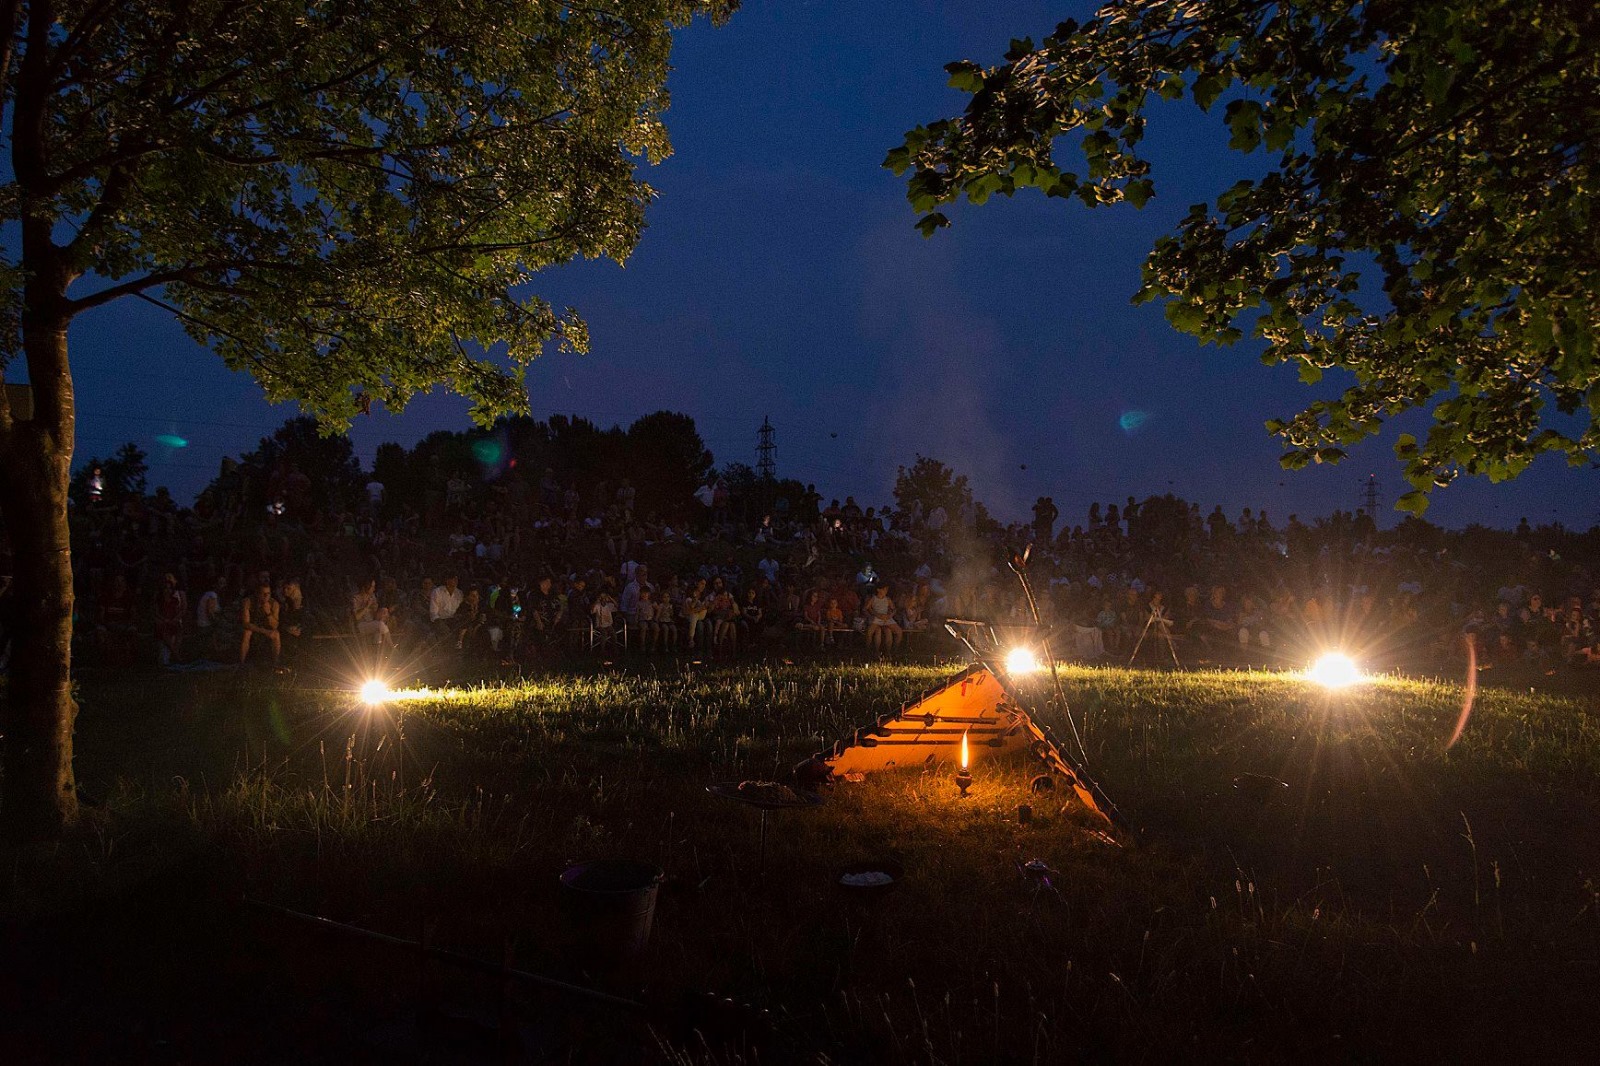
[472,438,503,465]
[155,434,188,448]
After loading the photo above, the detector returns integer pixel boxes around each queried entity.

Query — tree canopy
[893,454,975,521]
[2,0,733,427]
[888,0,1600,512]
[0,0,731,837]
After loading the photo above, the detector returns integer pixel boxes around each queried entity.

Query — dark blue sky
[62,0,1599,530]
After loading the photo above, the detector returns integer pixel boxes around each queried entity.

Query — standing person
[1032,497,1059,546]
[154,572,187,666]
[620,564,648,631]
[239,582,282,667]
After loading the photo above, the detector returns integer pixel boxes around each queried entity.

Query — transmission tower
[756,416,776,481]
[1359,473,1381,518]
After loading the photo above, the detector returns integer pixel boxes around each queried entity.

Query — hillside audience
[10,425,1599,684]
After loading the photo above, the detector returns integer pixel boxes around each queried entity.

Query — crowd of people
[2,443,1598,681]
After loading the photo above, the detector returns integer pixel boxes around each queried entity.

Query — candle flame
[960,730,969,769]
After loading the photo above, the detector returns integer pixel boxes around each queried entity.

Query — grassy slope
[5,661,1600,1062]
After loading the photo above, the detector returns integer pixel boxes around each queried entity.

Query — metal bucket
[559,859,663,970]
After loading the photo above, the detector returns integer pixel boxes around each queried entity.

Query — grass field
[5,656,1600,1063]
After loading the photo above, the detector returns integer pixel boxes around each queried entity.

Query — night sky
[57,0,1600,530]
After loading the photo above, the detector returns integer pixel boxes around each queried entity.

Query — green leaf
[914,212,951,238]
[1193,72,1227,112]
[1123,178,1154,208]
[945,61,985,93]
[1226,100,1263,152]
[1396,490,1431,515]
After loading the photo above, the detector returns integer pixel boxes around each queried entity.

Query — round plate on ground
[836,859,904,896]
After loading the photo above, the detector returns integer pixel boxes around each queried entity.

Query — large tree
[889,0,1600,513]
[0,0,731,837]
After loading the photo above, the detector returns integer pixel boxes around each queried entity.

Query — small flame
[960,730,969,770]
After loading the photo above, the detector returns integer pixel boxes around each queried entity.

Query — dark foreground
[3,659,1600,1063]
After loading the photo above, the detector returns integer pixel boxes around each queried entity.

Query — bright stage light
[359,679,391,705]
[1005,647,1042,675]
[1307,652,1362,689]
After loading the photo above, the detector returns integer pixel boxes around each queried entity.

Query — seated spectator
[429,574,464,638]
[863,585,902,653]
[591,588,620,639]
[1237,593,1271,649]
[278,579,306,661]
[682,578,710,651]
[195,575,229,659]
[1562,604,1594,662]
[94,573,140,665]
[239,581,281,667]
[454,587,487,653]
[1200,585,1236,649]
[1094,597,1120,654]
[352,579,392,647]
[709,585,739,653]
[527,576,565,641]
[823,597,849,646]
[738,586,765,646]
[636,587,660,651]
[655,587,680,651]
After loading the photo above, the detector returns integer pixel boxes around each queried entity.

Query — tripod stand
[1129,605,1181,668]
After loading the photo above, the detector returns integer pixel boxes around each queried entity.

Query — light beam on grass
[357,679,440,706]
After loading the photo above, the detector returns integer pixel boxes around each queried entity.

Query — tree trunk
[0,330,80,839]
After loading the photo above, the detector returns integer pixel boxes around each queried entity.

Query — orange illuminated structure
[816,619,1123,831]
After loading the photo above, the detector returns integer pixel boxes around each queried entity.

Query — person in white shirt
[429,574,464,638]
[591,591,618,631]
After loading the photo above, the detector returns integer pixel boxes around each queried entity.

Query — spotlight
[1004,647,1042,675]
[1307,652,1362,689]
[359,679,391,705]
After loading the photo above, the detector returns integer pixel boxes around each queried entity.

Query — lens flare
[1119,410,1150,433]
[1307,652,1362,689]
[1005,647,1042,675]
[359,679,391,705]
[154,434,188,448]
[471,438,503,466]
